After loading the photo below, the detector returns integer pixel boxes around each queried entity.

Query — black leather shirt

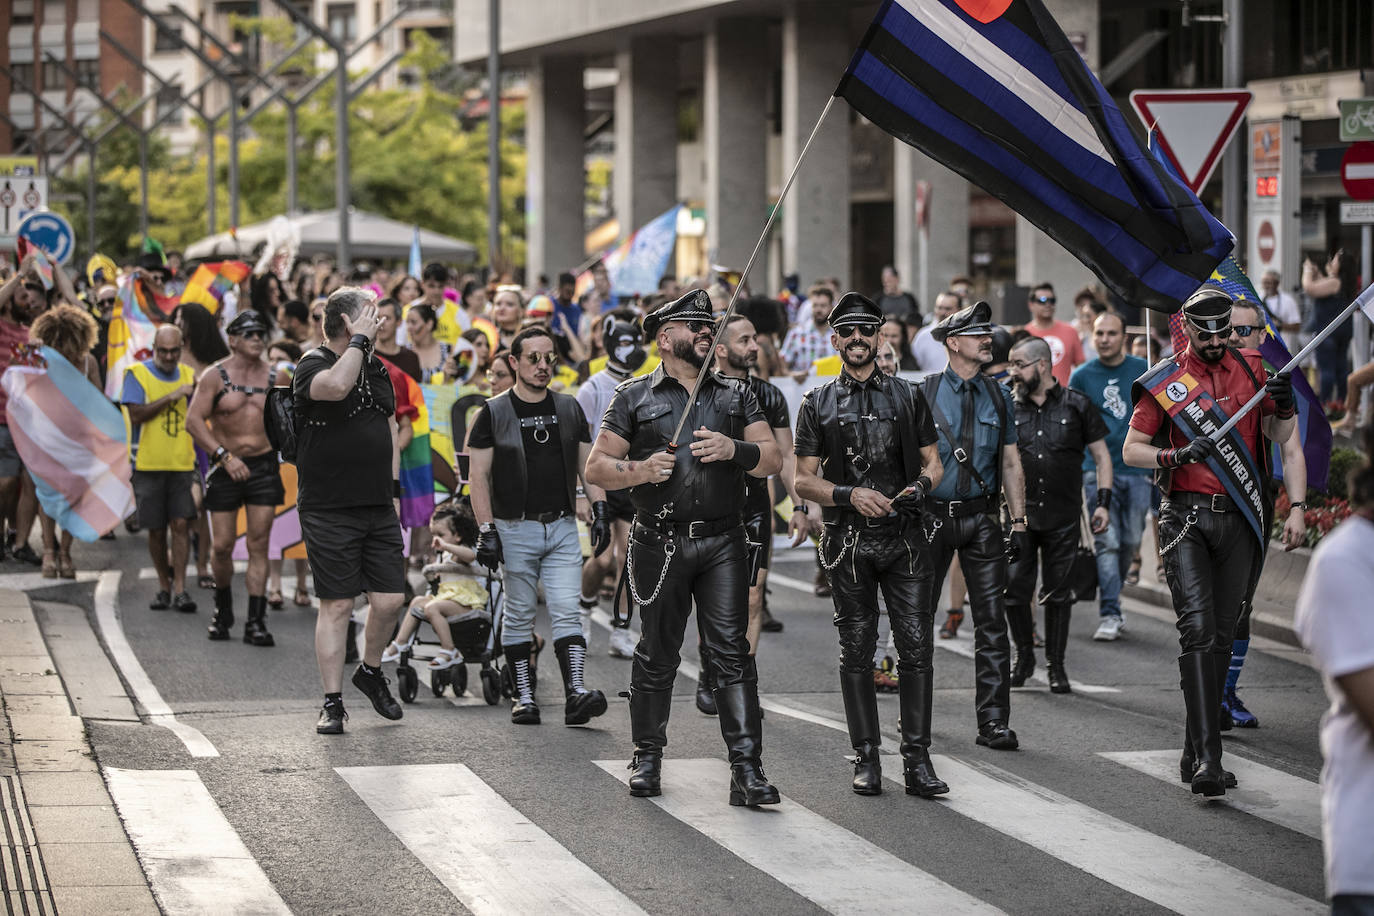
[1013,383,1108,529]
[744,375,790,516]
[600,364,765,522]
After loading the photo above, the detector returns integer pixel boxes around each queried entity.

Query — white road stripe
[338,764,644,915]
[893,756,1322,915]
[1099,750,1321,840]
[595,758,999,915]
[0,570,100,589]
[104,768,290,915]
[95,571,219,757]
[770,571,1120,693]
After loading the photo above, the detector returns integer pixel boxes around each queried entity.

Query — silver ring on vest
[532,424,550,444]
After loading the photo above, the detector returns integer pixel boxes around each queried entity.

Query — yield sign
[1129,90,1253,193]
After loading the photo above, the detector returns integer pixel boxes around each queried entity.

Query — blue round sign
[17,210,75,265]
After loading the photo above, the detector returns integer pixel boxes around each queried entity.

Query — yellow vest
[127,362,196,472]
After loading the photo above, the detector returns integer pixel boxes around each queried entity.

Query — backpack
[264,386,298,463]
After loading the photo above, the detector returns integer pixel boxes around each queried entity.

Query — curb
[0,588,159,914]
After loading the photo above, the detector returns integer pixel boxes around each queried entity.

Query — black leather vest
[485,390,583,520]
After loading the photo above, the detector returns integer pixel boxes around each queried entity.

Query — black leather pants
[1005,520,1079,662]
[825,523,934,676]
[626,523,755,753]
[927,511,1011,725]
[1158,502,1259,659]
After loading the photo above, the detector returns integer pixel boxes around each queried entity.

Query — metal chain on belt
[626,539,676,607]
[818,528,857,572]
[1158,509,1198,556]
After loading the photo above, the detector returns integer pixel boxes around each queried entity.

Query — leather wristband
[731,439,761,470]
[1096,487,1112,510]
[832,485,854,508]
[1158,447,1180,469]
[349,334,372,353]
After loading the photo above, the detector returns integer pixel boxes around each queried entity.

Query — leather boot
[553,635,607,725]
[1180,652,1224,796]
[207,586,233,641]
[1044,603,1071,694]
[242,595,275,647]
[899,666,949,797]
[839,670,882,795]
[628,688,672,797]
[714,681,780,807]
[506,642,540,725]
[695,646,718,716]
[1005,602,1036,687]
[1179,681,1237,788]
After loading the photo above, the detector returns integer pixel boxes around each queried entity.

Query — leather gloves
[892,475,930,519]
[1005,529,1029,563]
[1160,436,1218,468]
[589,500,612,557]
[1265,371,1295,416]
[475,523,503,570]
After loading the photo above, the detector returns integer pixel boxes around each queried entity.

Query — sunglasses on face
[836,324,879,338]
[238,330,266,340]
[671,319,714,334]
[1032,295,1056,305]
[97,297,116,307]
[522,352,559,367]
[1194,327,1231,342]
[1231,325,1259,338]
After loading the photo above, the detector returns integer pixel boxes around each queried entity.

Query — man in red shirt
[1123,287,1295,798]
[1023,283,1085,387]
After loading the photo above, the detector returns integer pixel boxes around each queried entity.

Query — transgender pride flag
[3,346,134,541]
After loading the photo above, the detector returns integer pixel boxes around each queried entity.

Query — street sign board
[1341,142,1374,200]
[1339,98,1374,142]
[1,176,47,237]
[1249,118,1300,282]
[17,210,75,265]
[1340,201,1374,224]
[1129,89,1252,193]
[0,156,38,178]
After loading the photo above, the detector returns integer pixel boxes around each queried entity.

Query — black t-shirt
[378,346,423,383]
[745,376,790,515]
[469,392,591,517]
[293,346,396,510]
[876,291,920,324]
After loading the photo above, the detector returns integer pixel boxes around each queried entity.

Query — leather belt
[521,509,571,524]
[1164,491,1239,513]
[836,512,904,529]
[927,493,996,518]
[634,514,741,539]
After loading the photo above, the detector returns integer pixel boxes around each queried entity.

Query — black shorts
[299,504,406,600]
[605,488,636,523]
[204,451,285,513]
[745,510,773,571]
[132,470,198,529]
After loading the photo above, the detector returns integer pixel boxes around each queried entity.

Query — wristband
[213,446,228,464]
[349,334,372,352]
[793,504,808,515]
[1158,447,1180,469]
[1009,516,1028,526]
[1289,500,1308,511]
[914,475,932,497]
[832,485,854,508]
[731,439,761,470]
[393,480,401,499]
[1096,487,1112,510]
[479,522,496,534]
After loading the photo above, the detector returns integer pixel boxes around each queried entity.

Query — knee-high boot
[696,645,718,715]
[1044,603,1071,693]
[714,681,779,807]
[207,586,234,641]
[898,666,949,797]
[1180,652,1225,796]
[627,688,672,797]
[1005,602,1036,687]
[839,670,882,795]
[554,635,607,725]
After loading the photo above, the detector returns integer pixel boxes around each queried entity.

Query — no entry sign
[1341,141,1374,200]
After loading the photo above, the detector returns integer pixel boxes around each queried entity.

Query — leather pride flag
[836,0,1234,313]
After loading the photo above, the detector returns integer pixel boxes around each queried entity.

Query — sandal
[1125,557,1141,586]
[41,551,57,579]
[428,647,462,670]
[938,609,964,639]
[293,586,312,607]
[58,552,75,580]
[381,639,413,664]
[198,574,215,590]
[268,590,285,610]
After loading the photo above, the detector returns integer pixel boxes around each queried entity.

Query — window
[155,82,184,126]
[327,3,357,44]
[8,63,36,90]
[74,58,100,91]
[41,0,65,27]
[153,23,183,53]
[12,0,35,24]
[41,60,66,92]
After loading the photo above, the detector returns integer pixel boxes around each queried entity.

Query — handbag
[1069,505,1099,603]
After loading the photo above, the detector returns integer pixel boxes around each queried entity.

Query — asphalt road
[14,531,1329,915]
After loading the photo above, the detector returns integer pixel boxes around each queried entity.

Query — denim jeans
[1082,470,1153,619]
[495,516,583,646]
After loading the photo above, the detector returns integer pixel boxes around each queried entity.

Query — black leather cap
[226,309,269,336]
[827,292,884,329]
[643,288,713,337]
[1180,285,1233,333]
[931,299,995,343]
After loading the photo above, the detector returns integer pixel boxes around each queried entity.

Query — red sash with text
[1139,358,1266,548]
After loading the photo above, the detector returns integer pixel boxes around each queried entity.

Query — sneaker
[316,701,347,734]
[608,626,636,659]
[351,665,404,720]
[172,591,197,613]
[1226,687,1259,728]
[149,590,171,611]
[1093,616,1124,641]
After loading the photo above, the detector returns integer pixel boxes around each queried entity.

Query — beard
[1016,373,1042,395]
[841,339,875,369]
[1196,339,1228,363]
[671,335,706,368]
[725,351,756,372]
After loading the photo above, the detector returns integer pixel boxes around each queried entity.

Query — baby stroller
[394,568,514,705]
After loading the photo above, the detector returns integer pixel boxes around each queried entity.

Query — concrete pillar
[703,18,767,272]
[894,144,969,314]
[1014,0,1100,319]
[781,1,850,289]
[614,36,678,237]
[526,55,585,284]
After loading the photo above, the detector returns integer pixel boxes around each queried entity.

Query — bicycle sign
[1340,98,1374,143]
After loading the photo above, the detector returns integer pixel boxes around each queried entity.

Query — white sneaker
[608,626,637,659]
[1093,616,1124,641]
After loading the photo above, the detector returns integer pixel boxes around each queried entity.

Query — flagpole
[667,95,837,450]
[1210,280,1374,441]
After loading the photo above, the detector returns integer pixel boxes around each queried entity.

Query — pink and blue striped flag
[2,345,134,540]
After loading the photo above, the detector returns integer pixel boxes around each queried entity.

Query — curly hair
[29,305,98,366]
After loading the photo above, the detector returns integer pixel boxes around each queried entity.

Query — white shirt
[1294,514,1374,897]
[910,326,946,372]
[576,367,628,442]
[1264,290,1301,328]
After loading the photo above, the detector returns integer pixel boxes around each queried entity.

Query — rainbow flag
[387,362,435,528]
[104,278,161,400]
[470,315,499,354]
[2,345,134,540]
[179,261,250,314]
